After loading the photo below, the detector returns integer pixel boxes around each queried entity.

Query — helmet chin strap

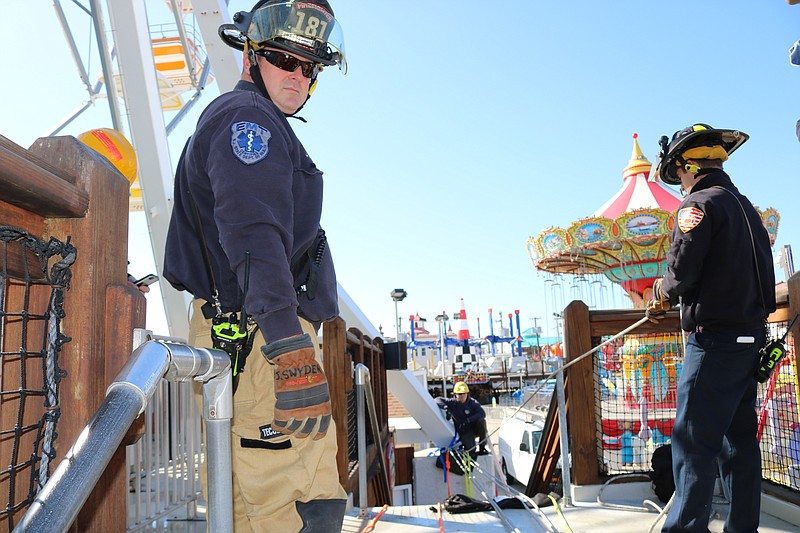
[247,45,314,121]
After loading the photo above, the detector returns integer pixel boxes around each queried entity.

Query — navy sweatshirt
[435,396,486,428]
[164,81,338,343]
[660,169,775,332]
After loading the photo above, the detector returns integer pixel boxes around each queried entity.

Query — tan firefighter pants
[189,299,346,532]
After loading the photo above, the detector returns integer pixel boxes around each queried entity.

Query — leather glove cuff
[262,333,314,362]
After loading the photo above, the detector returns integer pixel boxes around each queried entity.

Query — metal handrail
[13,339,233,533]
[355,363,392,516]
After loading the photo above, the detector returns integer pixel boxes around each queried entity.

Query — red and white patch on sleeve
[677,206,705,233]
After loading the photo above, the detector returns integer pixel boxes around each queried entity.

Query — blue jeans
[662,329,764,533]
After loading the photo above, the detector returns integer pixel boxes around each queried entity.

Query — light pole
[435,312,449,396]
[390,289,407,341]
[553,312,562,341]
[532,317,542,354]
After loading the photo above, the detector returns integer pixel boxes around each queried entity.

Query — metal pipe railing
[355,363,391,516]
[14,340,232,533]
[14,386,144,532]
[202,370,234,530]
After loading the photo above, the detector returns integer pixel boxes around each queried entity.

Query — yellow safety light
[77,128,137,185]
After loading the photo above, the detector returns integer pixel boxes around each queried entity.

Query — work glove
[645,278,672,323]
[261,334,331,440]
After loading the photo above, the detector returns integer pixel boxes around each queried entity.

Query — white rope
[448,449,560,533]
[38,290,61,489]
[482,316,651,446]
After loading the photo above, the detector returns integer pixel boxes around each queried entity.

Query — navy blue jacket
[435,396,486,428]
[660,169,775,332]
[164,81,338,343]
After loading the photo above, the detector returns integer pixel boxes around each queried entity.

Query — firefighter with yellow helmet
[435,381,489,456]
[646,124,775,533]
[163,1,347,531]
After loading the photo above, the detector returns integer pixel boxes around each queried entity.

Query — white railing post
[356,365,368,517]
[355,363,392,517]
[202,369,234,531]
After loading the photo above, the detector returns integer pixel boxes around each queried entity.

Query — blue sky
[1,1,798,340]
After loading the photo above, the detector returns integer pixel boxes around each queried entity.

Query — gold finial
[623,133,652,180]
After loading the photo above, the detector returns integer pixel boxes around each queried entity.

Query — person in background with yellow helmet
[435,381,489,456]
[162,1,347,531]
[645,124,775,533]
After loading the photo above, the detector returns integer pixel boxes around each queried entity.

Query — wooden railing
[0,135,144,532]
[323,318,392,506]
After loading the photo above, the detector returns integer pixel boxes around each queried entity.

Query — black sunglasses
[256,50,319,79]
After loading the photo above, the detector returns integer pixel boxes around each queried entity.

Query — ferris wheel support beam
[191,0,243,92]
[53,0,93,96]
[88,0,123,131]
[167,0,200,88]
[50,0,119,135]
[106,0,190,340]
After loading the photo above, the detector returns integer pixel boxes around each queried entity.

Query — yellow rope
[547,494,574,533]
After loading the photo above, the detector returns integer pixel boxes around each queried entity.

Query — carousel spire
[622,133,652,180]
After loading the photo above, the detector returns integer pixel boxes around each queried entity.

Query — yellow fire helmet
[453,381,469,394]
[77,128,137,186]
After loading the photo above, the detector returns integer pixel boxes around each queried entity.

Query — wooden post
[323,317,350,488]
[788,272,800,331]
[788,273,800,427]
[83,285,146,532]
[0,134,141,531]
[379,339,392,424]
[562,300,600,486]
[27,136,136,532]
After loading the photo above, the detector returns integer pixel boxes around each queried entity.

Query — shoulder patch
[230,121,271,164]
[677,206,705,233]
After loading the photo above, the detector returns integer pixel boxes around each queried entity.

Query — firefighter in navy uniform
[163,1,347,531]
[645,124,776,533]
[435,381,489,456]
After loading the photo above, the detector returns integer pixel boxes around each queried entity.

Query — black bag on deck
[650,444,675,503]
[444,494,531,514]
[444,494,492,514]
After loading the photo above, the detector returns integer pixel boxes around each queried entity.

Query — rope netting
[593,322,799,492]
[0,226,75,529]
[757,319,799,490]
[594,332,683,475]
